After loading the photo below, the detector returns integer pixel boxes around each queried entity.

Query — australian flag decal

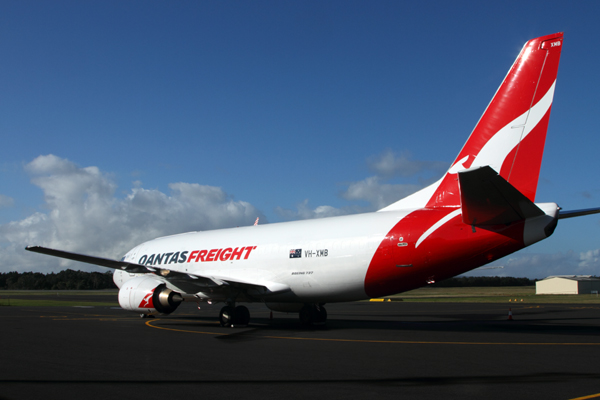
[289,249,302,258]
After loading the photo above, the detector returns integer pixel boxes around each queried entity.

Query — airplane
[26,32,600,327]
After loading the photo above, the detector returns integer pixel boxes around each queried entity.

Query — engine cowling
[118,275,183,315]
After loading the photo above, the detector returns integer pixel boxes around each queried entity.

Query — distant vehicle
[27,32,600,326]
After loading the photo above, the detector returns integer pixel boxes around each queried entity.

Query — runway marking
[145,319,228,336]
[570,393,600,400]
[144,319,600,346]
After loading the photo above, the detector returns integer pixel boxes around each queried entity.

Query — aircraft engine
[118,275,183,315]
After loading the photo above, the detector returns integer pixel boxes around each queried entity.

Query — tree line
[431,276,536,287]
[0,270,116,290]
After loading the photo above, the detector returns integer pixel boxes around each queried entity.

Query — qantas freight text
[138,246,257,265]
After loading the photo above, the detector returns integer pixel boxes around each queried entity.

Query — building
[536,275,600,295]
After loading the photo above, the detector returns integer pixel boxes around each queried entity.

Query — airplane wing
[26,246,149,273]
[24,245,290,297]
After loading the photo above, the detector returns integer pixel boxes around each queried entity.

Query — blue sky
[1,1,600,279]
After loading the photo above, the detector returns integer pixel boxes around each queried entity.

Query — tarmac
[1,295,600,400]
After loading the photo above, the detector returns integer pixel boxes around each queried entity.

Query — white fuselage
[117,209,411,303]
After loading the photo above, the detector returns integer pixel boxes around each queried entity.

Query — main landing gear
[218,303,328,327]
[299,304,327,326]
[219,304,250,327]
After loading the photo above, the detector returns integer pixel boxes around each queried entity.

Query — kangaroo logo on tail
[382,32,564,212]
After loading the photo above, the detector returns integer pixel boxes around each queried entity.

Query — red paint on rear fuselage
[364,208,525,298]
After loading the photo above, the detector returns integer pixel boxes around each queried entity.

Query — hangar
[535,275,600,295]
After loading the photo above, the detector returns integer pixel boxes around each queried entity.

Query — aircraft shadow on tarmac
[154,311,600,341]
[2,372,600,387]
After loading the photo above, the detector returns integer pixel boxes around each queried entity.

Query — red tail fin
[427,33,564,208]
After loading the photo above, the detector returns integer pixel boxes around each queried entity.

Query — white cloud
[274,176,429,219]
[578,249,600,270]
[276,150,444,219]
[5,154,595,281]
[462,250,600,279]
[323,149,448,214]
[367,149,447,178]
[275,178,423,220]
[341,176,422,210]
[275,199,360,221]
[0,194,14,208]
[0,155,265,273]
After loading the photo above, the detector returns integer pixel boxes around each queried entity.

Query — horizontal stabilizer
[558,207,600,219]
[459,166,544,225]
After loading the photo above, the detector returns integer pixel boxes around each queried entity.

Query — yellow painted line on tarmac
[55,318,130,321]
[570,393,600,400]
[145,319,227,335]
[144,319,600,346]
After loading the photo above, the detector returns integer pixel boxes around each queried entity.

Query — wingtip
[25,245,44,251]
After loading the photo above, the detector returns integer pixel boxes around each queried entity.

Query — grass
[0,290,117,296]
[381,286,600,304]
[0,290,119,307]
[0,299,119,307]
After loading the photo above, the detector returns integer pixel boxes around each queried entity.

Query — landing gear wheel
[234,305,250,326]
[314,305,327,325]
[299,305,313,326]
[299,304,327,326]
[219,306,235,327]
